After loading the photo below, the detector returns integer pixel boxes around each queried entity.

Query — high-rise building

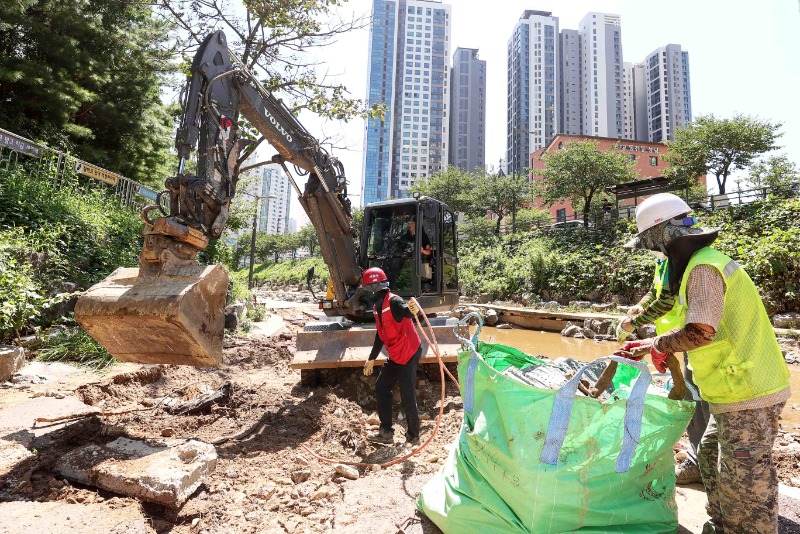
[631,62,648,141]
[449,47,486,171]
[506,10,559,176]
[259,165,291,234]
[362,0,452,205]
[622,62,635,140]
[637,44,692,142]
[579,12,624,138]
[558,28,582,136]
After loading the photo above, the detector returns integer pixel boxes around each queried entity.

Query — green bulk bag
[418,316,694,533]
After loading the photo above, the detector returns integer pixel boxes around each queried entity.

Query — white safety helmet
[633,193,691,234]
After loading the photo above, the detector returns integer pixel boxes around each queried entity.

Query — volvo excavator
[75,31,461,368]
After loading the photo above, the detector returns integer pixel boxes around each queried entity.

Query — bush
[0,166,142,340]
[37,327,115,371]
[457,197,800,312]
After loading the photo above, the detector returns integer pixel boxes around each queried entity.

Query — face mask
[650,250,666,260]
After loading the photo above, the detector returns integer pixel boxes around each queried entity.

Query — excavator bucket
[75,264,228,367]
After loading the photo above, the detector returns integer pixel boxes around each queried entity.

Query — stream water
[480,326,800,427]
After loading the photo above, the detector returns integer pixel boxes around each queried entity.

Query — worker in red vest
[361,267,423,446]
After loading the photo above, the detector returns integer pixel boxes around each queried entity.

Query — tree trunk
[495,215,503,235]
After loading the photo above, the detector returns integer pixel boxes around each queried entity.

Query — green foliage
[473,172,534,235]
[37,327,115,371]
[747,154,800,195]
[298,224,320,256]
[537,141,637,225]
[665,114,783,195]
[161,0,383,129]
[235,257,329,288]
[457,197,800,313]
[0,1,177,187]
[409,166,479,214]
[247,304,267,322]
[0,166,141,340]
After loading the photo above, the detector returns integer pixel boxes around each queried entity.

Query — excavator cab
[360,196,459,313]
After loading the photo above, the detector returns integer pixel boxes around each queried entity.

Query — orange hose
[300,298,460,468]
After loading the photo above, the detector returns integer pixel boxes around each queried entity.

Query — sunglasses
[670,215,697,227]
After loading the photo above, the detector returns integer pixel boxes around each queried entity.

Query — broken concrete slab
[0,345,25,382]
[0,501,154,534]
[0,439,34,475]
[248,314,286,338]
[56,437,217,508]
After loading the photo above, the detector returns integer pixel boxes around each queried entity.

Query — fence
[0,127,159,211]
[616,183,799,219]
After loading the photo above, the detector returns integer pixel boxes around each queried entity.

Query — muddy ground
[2,304,800,533]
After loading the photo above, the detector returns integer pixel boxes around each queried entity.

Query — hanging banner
[74,161,120,185]
[0,130,43,158]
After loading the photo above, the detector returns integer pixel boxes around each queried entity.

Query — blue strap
[539,356,651,473]
[462,350,480,414]
[454,313,484,414]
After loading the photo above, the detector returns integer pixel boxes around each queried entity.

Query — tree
[748,154,799,196]
[469,172,533,235]
[298,224,320,256]
[0,1,176,187]
[409,166,478,214]
[537,141,636,226]
[665,114,783,195]
[514,207,552,231]
[158,0,384,168]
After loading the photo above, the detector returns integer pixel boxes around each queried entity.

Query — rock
[792,477,800,488]
[569,300,591,308]
[365,413,380,426]
[224,311,239,331]
[542,301,560,310]
[560,324,581,337]
[637,324,656,338]
[581,328,596,339]
[617,305,635,314]
[476,293,492,304]
[496,323,512,329]
[595,320,613,335]
[594,335,615,341]
[591,303,616,311]
[484,309,499,326]
[161,427,175,437]
[520,292,534,306]
[251,484,277,500]
[291,470,311,484]
[0,345,25,382]
[55,438,217,508]
[334,464,359,480]
[774,313,800,329]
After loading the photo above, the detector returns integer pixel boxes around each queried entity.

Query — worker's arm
[631,293,677,328]
[367,331,384,361]
[389,295,416,322]
[652,265,724,354]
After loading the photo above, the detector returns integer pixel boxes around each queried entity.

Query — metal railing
[0,127,159,212]
[616,183,799,219]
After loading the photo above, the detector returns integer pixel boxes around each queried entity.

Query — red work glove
[614,339,652,361]
[650,343,668,373]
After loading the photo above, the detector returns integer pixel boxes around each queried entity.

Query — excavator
[75,31,461,368]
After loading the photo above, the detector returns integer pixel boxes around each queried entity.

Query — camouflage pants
[698,403,785,534]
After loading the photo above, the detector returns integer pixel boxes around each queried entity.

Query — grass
[37,327,116,371]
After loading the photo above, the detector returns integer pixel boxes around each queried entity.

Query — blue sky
[282,0,800,219]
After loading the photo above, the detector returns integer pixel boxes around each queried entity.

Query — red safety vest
[373,292,420,365]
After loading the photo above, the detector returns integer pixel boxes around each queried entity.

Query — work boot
[404,436,421,448]
[367,428,394,445]
[675,458,702,485]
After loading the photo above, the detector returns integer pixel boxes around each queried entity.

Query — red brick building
[530,134,670,221]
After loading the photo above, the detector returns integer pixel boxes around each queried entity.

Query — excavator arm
[166,31,364,315]
[75,31,367,367]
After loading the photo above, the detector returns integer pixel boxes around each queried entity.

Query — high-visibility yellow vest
[656,247,788,404]
[651,259,675,335]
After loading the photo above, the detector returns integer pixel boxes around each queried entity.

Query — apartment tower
[362,0,452,205]
[506,10,559,175]
[449,47,486,171]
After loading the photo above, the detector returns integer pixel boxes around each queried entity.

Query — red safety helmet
[362,267,388,286]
